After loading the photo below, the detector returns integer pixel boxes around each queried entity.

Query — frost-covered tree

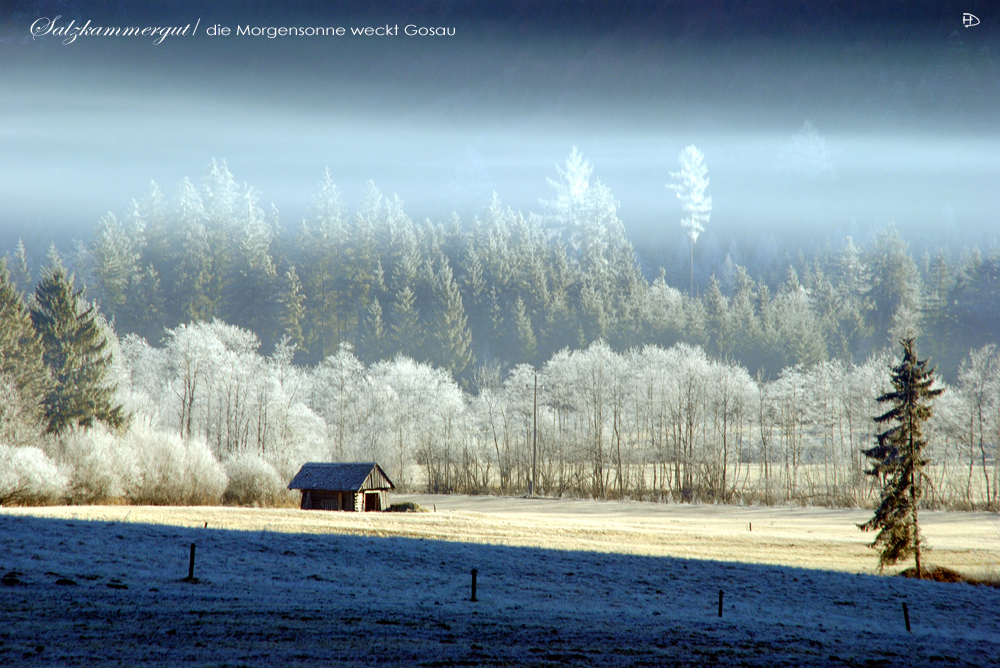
[218,186,280,350]
[359,297,388,363]
[774,267,826,369]
[278,265,307,351]
[864,225,921,347]
[511,297,538,365]
[707,360,754,501]
[778,121,832,178]
[309,343,366,459]
[425,259,474,378]
[956,345,1000,509]
[542,148,628,277]
[860,338,943,576]
[8,239,33,296]
[298,169,356,360]
[91,213,140,316]
[668,145,711,297]
[390,285,421,358]
[368,355,463,490]
[704,276,733,358]
[162,322,224,438]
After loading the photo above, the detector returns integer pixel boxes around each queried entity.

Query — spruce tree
[427,261,474,377]
[29,263,124,434]
[0,258,50,439]
[705,276,733,358]
[278,265,307,351]
[667,145,711,298]
[360,297,387,363]
[298,170,350,361]
[512,297,538,364]
[173,178,215,323]
[390,285,421,358]
[10,239,33,295]
[860,337,943,576]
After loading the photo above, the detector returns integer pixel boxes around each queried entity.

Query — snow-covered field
[2,496,999,666]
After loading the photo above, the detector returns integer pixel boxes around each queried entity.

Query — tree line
[4,151,997,385]
[1,149,998,508]
[2,257,998,509]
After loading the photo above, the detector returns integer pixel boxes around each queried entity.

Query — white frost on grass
[1,498,998,666]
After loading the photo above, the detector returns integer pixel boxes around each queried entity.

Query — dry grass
[2,493,997,580]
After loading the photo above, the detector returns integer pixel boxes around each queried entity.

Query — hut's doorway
[364,492,381,512]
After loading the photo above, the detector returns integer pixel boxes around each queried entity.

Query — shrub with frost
[222,452,294,506]
[126,426,227,505]
[0,444,68,505]
[58,425,139,503]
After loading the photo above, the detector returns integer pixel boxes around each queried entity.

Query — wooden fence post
[718,590,724,617]
[471,569,478,602]
[902,602,911,632]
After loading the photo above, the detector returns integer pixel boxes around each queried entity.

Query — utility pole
[527,373,543,496]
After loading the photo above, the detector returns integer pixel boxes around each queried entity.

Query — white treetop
[667,145,711,245]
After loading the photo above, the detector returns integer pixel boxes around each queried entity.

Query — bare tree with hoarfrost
[308,342,366,459]
[667,145,712,298]
[163,323,224,439]
[470,362,514,493]
[956,345,1000,509]
[366,356,464,491]
[706,360,754,502]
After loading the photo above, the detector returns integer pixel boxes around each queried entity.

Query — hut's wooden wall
[300,491,356,511]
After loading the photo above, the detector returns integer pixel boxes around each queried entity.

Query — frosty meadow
[2,496,998,666]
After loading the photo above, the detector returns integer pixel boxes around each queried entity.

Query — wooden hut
[287,462,395,511]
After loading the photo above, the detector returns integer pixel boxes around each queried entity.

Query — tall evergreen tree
[9,239,33,296]
[704,275,733,358]
[0,258,49,440]
[668,145,711,298]
[173,179,214,323]
[426,261,474,377]
[864,225,922,347]
[278,265,307,351]
[859,337,943,576]
[90,210,163,338]
[359,297,387,363]
[92,212,140,317]
[29,262,124,434]
[512,296,538,365]
[390,285,422,359]
[298,169,351,361]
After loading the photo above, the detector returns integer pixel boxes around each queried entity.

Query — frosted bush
[58,425,139,503]
[0,372,45,449]
[44,423,229,506]
[0,444,67,505]
[127,427,227,505]
[222,453,293,507]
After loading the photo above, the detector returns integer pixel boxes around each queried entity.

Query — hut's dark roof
[287,462,395,492]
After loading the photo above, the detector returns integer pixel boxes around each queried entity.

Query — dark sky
[2,1,998,262]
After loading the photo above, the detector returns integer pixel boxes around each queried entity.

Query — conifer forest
[2,149,999,510]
